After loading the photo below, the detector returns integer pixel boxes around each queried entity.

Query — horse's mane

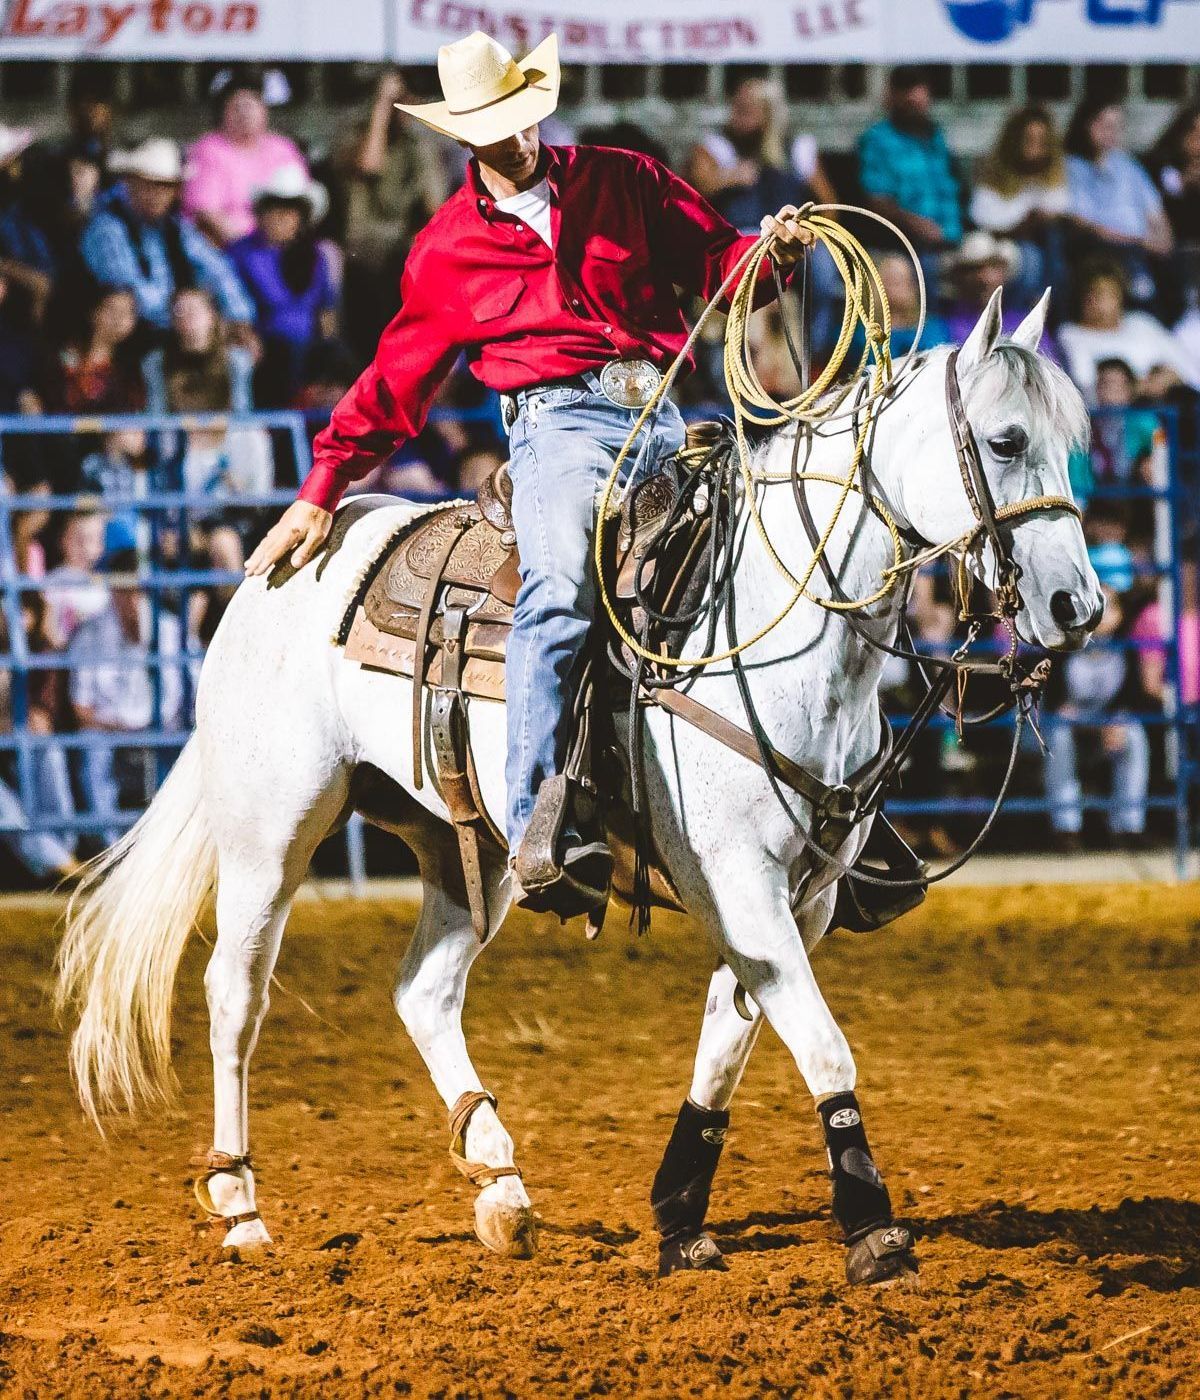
[961,341,1092,452]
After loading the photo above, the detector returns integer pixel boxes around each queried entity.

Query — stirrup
[513,775,612,918]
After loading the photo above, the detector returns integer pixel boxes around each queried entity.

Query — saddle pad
[345,608,508,702]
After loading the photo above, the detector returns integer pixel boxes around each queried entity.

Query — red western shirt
[301,143,779,511]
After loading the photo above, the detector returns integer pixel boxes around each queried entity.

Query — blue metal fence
[0,406,1195,884]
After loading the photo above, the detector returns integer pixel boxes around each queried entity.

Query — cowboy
[80,137,255,338]
[245,31,813,911]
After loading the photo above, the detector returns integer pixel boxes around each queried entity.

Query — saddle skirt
[342,462,686,700]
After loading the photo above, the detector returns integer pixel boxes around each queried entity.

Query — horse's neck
[698,423,906,779]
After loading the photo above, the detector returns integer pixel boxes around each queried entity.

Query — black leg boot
[817,1092,917,1286]
[651,1099,731,1276]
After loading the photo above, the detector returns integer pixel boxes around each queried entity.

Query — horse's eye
[987,427,1028,460]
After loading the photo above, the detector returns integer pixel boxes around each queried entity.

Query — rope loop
[593,204,928,670]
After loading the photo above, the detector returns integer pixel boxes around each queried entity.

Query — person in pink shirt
[1133,561,1200,708]
[183,68,307,247]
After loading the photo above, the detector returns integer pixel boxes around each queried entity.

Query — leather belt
[501,358,663,429]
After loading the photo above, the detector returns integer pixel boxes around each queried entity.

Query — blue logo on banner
[941,0,1036,42]
[941,0,1168,42]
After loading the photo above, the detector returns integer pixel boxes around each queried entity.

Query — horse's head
[893,287,1103,652]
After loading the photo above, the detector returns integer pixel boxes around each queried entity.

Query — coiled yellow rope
[593,204,928,669]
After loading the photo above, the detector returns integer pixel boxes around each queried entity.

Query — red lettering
[95,3,136,43]
[51,4,88,36]
[148,0,173,32]
[223,2,255,31]
[181,2,211,30]
[4,0,46,36]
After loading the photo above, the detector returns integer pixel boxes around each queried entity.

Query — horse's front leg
[651,961,762,1275]
[692,866,917,1286]
[395,834,535,1259]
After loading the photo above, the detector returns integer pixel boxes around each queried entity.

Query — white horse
[57,288,1101,1283]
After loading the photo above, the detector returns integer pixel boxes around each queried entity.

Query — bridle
[943,345,1081,624]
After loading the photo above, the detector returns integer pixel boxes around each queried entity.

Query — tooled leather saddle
[339,451,698,938]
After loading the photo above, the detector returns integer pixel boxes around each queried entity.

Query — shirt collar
[467,143,562,222]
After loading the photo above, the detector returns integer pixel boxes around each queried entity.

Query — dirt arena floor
[2,882,1200,1398]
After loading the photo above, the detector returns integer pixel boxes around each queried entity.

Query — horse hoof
[845,1224,918,1287]
[222,1217,273,1250]
[658,1233,729,1277]
[474,1199,538,1258]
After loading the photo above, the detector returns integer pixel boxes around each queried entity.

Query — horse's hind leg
[651,961,763,1275]
[394,832,535,1258]
[199,775,350,1249]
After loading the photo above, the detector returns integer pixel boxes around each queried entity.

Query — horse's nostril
[1050,590,1078,627]
[1083,597,1105,633]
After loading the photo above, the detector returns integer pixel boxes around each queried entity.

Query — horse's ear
[1010,289,1051,352]
[958,286,1005,372]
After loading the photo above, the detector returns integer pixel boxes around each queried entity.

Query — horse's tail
[55,738,217,1128]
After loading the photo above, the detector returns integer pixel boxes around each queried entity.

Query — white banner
[400,0,881,63]
[0,0,387,58]
[398,0,1200,62]
[0,0,1198,60]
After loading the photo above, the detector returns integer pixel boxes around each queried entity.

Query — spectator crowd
[0,61,1197,879]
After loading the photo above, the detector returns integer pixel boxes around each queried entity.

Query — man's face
[471,125,541,183]
[128,175,178,222]
[963,255,1008,302]
[890,81,931,127]
[1096,366,1134,406]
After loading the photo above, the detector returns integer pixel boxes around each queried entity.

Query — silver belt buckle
[599,358,661,409]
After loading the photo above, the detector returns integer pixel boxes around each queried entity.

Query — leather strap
[430,606,503,941]
[191,1150,259,1222]
[448,1089,522,1190]
[412,517,471,790]
[651,686,853,819]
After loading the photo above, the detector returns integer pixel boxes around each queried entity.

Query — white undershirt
[495,178,554,248]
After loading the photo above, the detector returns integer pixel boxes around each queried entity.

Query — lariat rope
[594,204,929,669]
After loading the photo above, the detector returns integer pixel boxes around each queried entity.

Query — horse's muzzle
[1050,589,1104,634]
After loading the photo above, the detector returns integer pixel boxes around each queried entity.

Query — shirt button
[604,325,612,333]
[572,299,581,308]
[515,223,524,231]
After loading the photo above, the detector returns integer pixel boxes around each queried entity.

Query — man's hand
[245,501,334,577]
[762,206,816,267]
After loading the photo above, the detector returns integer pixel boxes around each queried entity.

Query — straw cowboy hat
[252,163,329,225]
[395,31,560,146]
[110,138,187,184]
[948,230,1020,280]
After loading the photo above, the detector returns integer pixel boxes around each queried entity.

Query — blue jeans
[1043,716,1150,835]
[504,386,685,849]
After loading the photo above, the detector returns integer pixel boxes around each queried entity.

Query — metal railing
[0,405,1195,886]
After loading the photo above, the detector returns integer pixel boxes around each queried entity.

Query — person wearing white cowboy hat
[228,164,337,404]
[81,137,255,335]
[944,229,1063,361]
[246,28,813,916]
[249,163,329,227]
[0,124,36,170]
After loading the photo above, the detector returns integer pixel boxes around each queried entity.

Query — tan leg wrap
[448,1090,523,1190]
